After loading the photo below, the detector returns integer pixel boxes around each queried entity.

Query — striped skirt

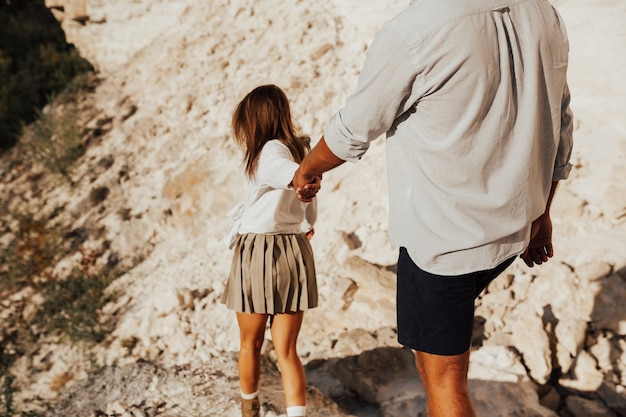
[221,233,318,314]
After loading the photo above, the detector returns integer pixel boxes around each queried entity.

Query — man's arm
[292,136,345,201]
[521,181,558,267]
[522,76,573,267]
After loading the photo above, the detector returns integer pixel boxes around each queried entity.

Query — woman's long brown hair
[232,85,310,179]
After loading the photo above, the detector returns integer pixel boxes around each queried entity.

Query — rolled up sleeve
[324,25,417,162]
[553,81,574,181]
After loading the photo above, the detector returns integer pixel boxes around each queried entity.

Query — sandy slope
[2,0,625,415]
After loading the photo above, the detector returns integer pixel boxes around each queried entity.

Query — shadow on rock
[306,346,425,417]
[559,264,626,416]
[305,346,566,417]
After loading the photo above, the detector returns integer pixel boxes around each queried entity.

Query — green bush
[0,213,65,292]
[38,266,120,344]
[0,210,125,413]
[0,211,123,343]
[0,0,93,151]
[21,103,84,185]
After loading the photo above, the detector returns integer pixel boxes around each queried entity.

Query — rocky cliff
[1,0,625,416]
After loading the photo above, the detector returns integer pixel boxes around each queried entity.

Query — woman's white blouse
[223,140,316,248]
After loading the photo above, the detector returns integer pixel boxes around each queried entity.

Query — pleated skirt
[221,233,318,314]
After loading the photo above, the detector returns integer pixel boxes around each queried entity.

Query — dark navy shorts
[396,247,515,356]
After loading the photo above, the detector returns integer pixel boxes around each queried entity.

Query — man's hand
[521,214,554,267]
[292,172,321,202]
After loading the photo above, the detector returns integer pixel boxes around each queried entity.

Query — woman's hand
[294,174,321,202]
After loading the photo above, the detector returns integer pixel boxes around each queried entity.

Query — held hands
[292,166,322,202]
[290,136,344,202]
[297,175,321,202]
[521,214,554,267]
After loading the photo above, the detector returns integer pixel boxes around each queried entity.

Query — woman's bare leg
[270,311,306,406]
[236,312,269,394]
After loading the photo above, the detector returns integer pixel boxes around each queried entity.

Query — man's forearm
[543,181,559,216]
[294,136,345,187]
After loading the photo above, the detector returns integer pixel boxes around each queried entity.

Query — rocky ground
[0,0,625,416]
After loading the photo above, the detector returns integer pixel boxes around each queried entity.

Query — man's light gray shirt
[324,0,573,274]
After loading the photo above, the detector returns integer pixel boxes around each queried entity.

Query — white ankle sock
[241,390,258,400]
[286,405,306,416]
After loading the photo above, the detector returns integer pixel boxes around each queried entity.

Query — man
[292,0,573,416]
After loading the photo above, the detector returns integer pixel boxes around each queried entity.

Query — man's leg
[415,349,475,417]
[396,248,515,417]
